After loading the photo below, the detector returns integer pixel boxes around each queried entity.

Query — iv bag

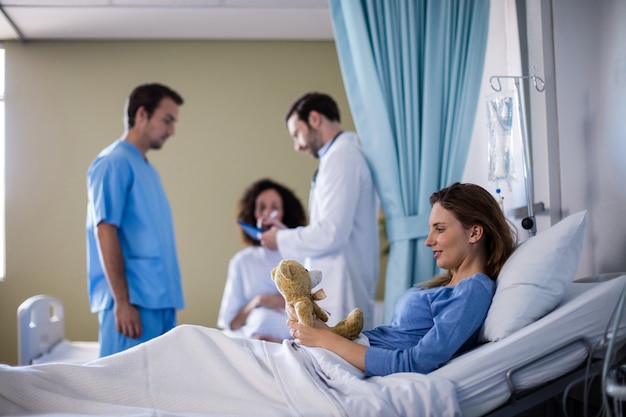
[487,94,515,183]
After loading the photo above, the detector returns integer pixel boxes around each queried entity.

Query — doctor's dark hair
[422,182,518,287]
[125,83,184,129]
[236,178,307,246]
[284,92,341,126]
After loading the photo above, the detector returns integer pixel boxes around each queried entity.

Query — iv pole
[489,70,545,236]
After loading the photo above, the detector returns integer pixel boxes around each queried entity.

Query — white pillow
[480,210,588,342]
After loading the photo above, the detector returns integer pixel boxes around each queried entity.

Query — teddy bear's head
[270,259,321,303]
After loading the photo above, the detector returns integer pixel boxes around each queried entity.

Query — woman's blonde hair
[421,182,518,288]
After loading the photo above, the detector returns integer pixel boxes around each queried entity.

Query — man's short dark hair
[126,83,184,128]
[284,92,341,126]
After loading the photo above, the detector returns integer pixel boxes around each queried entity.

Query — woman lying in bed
[0,182,517,417]
[287,181,518,376]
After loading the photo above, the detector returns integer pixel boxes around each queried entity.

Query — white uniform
[218,246,290,341]
[277,131,379,330]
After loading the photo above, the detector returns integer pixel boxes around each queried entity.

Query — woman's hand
[256,293,286,313]
[286,304,367,372]
[285,304,331,347]
[230,293,285,330]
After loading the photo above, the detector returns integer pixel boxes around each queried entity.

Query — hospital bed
[437,272,626,416]
[5,211,626,416]
[17,294,99,366]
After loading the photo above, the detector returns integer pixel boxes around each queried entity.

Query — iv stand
[489,71,545,236]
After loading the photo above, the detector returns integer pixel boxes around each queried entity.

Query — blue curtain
[329,0,490,321]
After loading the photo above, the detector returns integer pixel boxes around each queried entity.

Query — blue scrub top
[86,139,184,312]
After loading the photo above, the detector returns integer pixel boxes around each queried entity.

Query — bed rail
[17,294,99,366]
[505,336,592,398]
[483,336,594,417]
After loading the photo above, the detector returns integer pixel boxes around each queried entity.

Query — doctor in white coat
[260,92,379,330]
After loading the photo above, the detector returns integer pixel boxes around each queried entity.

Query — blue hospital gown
[363,273,495,376]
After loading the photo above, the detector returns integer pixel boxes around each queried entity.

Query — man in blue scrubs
[86,83,185,357]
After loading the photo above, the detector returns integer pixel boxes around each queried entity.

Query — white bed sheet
[431,274,626,417]
[0,325,461,417]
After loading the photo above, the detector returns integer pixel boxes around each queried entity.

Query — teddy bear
[271,259,363,340]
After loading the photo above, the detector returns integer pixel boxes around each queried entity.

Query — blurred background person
[86,82,185,357]
[261,92,379,330]
[218,178,307,342]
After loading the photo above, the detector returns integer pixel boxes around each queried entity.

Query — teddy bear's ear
[274,259,291,275]
[309,270,322,287]
[274,259,304,280]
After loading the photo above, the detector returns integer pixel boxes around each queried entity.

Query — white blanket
[0,325,460,417]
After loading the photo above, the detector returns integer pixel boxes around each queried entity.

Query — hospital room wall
[549,0,626,277]
[521,0,626,278]
[0,40,369,366]
[463,0,626,278]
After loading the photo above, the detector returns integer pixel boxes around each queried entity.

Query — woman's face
[424,202,474,271]
[254,189,283,227]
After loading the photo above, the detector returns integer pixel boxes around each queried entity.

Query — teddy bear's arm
[312,303,329,323]
[294,300,316,327]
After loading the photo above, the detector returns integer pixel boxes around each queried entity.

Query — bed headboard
[17,295,65,366]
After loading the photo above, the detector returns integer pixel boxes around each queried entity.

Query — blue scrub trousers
[98,306,176,357]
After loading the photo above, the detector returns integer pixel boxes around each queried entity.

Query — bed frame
[485,346,607,416]
[17,294,99,366]
[428,273,626,416]
[486,276,626,416]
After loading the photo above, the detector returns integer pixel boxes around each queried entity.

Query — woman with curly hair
[218,178,307,342]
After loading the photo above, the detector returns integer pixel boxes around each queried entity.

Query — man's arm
[96,222,142,339]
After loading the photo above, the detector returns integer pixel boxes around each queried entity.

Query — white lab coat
[277,131,379,330]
